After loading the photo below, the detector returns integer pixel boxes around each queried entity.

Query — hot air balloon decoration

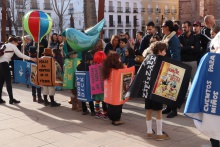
[23,10,52,57]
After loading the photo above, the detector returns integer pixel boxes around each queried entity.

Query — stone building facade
[179,0,220,25]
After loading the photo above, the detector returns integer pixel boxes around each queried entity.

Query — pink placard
[89,63,104,95]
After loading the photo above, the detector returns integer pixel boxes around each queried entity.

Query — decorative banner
[125,54,192,108]
[36,58,62,86]
[89,63,104,95]
[184,53,220,140]
[62,58,81,89]
[104,66,135,105]
[23,10,52,43]
[14,60,37,86]
[75,71,93,102]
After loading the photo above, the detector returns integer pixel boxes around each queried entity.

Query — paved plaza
[0,83,211,147]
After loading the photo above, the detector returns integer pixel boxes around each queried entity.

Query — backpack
[0,44,13,57]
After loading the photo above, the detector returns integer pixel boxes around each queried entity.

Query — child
[92,51,108,119]
[101,51,124,125]
[41,48,61,107]
[145,41,169,141]
[124,47,135,68]
[28,46,44,103]
[52,48,63,91]
[77,51,95,116]
[116,38,127,63]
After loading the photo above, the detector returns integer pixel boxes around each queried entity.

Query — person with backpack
[0,37,37,104]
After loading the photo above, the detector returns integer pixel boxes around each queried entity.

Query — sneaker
[146,130,155,139]
[9,99,20,104]
[103,114,109,120]
[156,132,170,141]
[0,99,6,104]
[50,101,61,107]
[95,112,103,118]
[82,110,89,115]
[167,111,177,118]
[90,111,96,116]
[113,120,124,126]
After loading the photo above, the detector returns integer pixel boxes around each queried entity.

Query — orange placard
[104,66,135,105]
[35,58,62,86]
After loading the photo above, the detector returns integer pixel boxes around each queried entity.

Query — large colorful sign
[75,71,93,102]
[62,58,80,89]
[104,66,135,105]
[89,63,104,95]
[126,55,191,108]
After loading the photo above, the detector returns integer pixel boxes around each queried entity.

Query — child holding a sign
[92,51,108,119]
[144,41,170,140]
[77,51,95,116]
[101,51,124,125]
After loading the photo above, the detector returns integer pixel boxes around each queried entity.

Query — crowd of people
[0,14,219,146]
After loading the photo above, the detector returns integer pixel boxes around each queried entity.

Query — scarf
[162,31,176,44]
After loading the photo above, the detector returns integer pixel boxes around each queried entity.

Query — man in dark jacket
[179,21,201,81]
[139,22,161,55]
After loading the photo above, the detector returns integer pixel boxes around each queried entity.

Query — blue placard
[75,71,93,102]
[14,60,37,86]
[184,53,220,120]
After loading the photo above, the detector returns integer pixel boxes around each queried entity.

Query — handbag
[135,55,145,63]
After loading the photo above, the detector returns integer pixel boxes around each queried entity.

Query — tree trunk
[84,0,97,30]
[1,0,7,42]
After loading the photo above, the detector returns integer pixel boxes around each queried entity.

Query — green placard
[62,58,81,89]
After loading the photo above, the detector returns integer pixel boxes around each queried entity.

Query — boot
[49,96,61,107]
[33,96,37,102]
[162,106,171,114]
[37,96,44,104]
[43,95,50,106]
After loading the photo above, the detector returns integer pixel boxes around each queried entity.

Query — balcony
[117,21,123,27]
[142,20,145,26]
[125,21,131,27]
[117,7,123,13]
[171,9,177,14]
[147,8,153,13]
[155,8,161,13]
[109,6,114,12]
[30,3,39,9]
[109,21,115,27]
[164,9,170,14]
[141,8,145,13]
[44,3,52,10]
[68,8,74,15]
[133,8,138,13]
[125,7,131,13]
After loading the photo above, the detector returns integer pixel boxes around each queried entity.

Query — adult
[200,15,216,57]
[139,22,161,55]
[161,20,181,118]
[134,31,144,55]
[24,35,33,56]
[0,37,37,104]
[104,35,120,55]
[193,20,202,35]
[57,34,63,49]
[124,32,135,49]
[119,32,125,39]
[91,39,106,55]
[206,26,220,52]
[179,21,200,81]
[173,20,182,37]
[49,33,58,49]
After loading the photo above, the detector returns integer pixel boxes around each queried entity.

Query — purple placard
[89,64,104,95]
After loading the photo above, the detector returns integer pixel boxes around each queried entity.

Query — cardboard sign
[36,57,62,86]
[126,54,192,108]
[89,63,104,95]
[14,60,37,86]
[62,58,80,89]
[75,71,93,102]
[104,66,135,105]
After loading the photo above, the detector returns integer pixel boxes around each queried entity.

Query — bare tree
[83,0,97,29]
[7,0,28,36]
[52,0,70,33]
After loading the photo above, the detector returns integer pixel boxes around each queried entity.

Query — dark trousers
[0,62,13,100]
[210,138,220,147]
[32,86,41,98]
[82,101,95,112]
[107,104,123,121]
[102,101,108,111]
[166,105,177,111]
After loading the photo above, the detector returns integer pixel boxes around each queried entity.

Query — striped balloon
[23,11,52,43]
